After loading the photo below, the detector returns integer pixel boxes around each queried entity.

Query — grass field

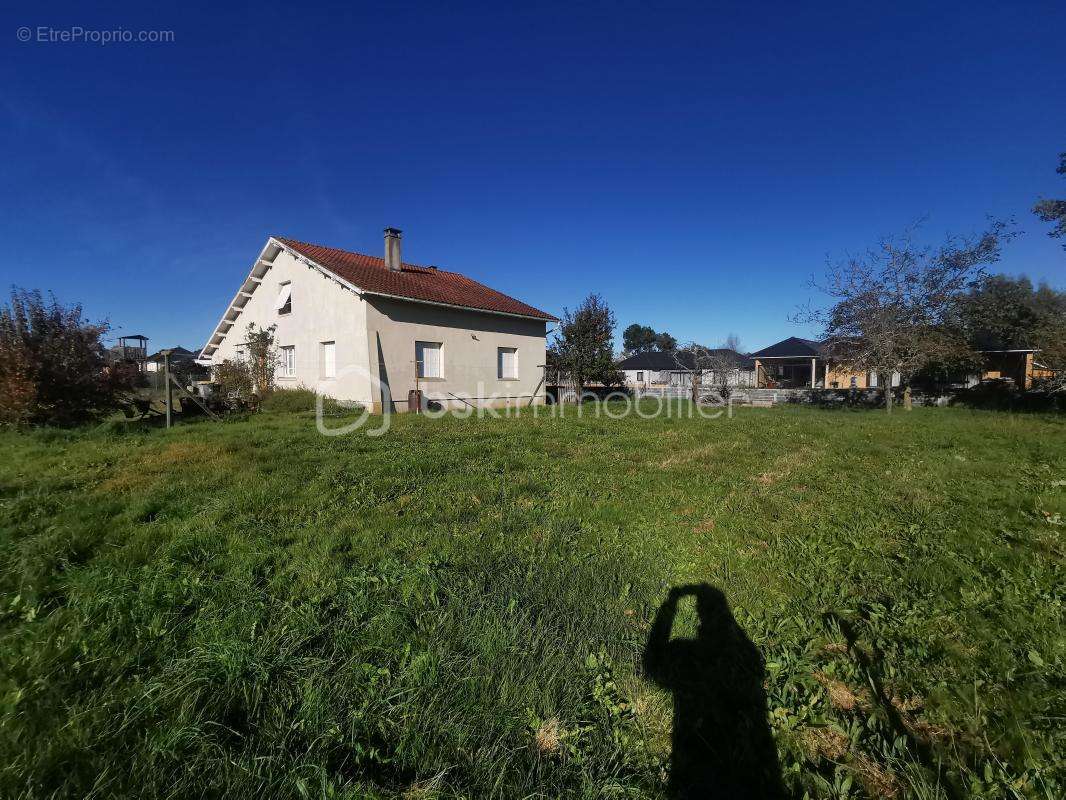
[1,403,1063,798]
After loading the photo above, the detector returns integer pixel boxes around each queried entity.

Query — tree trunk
[885,384,893,414]
[691,371,700,405]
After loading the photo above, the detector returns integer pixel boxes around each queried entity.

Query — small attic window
[275,282,292,315]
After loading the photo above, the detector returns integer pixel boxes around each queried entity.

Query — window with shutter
[415,341,442,378]
[497,347,517,379]
[321,341,336,378]
[275,283,292,314]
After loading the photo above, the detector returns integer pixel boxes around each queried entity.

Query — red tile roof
[276,237,557,321]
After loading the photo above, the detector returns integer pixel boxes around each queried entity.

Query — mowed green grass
[1,404,1063,799]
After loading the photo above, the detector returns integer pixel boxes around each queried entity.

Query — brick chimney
[384,227,402,271]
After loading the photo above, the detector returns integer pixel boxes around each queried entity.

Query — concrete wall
[208,249,375,405]
[622,368,667,387]
[364,296,548,411]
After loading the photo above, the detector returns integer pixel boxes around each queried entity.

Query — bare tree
[675,344,708,404]
[674,343,737,404]
[798,220,1016,412]
[703,338,747,400]
[722,333,742,354]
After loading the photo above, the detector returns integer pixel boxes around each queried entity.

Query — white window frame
[416,341,442,379]
[275,282,292,315]
[320,341,336,379]
[497,346,518,380]
[636,371,644,382]
[279,345,296,378]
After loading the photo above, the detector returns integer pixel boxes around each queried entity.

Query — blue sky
[2,1,1064,354]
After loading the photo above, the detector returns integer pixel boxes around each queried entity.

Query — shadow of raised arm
[642,583,786,799]
[642,586,682,684]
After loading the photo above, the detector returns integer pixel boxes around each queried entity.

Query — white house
[617,350,757,390]
[198,229,556,412]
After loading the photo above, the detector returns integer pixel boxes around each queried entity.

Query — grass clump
[0,405,1063,798]
[259,387,362,415]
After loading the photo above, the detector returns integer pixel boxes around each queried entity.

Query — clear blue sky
[2,1,1064,354]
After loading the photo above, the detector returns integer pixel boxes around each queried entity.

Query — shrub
[258,387,319,412]
[951,382,1066,412]
[213,358,254,400]
[259,387,361,415]
[0,288,134,426]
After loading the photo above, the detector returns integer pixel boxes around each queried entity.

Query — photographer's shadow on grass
[643,584,786,799]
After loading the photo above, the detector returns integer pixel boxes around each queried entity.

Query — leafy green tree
[1033,152,1066,249]
[622,324,658,353]
[655,332,678,352]
[551,294,623,394]
[956,274,1066,387]
[0,288,134,426]
[622,324,677,354]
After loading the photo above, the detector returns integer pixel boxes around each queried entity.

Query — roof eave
[754,353,823,359]
[360,289,556,322]
[198,237,286,360]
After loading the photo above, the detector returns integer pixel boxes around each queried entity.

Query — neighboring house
[967,349,1041,389]
[145,346,201,373]
[750,337,889,389]
[617,349,756,389]
[617,351,683,388]
[751,335,1039,389]
[961,334,1044,389]
[198,229,557,411]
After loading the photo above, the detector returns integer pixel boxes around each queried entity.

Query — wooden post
[412,357,421,413]
[162,349,172,428]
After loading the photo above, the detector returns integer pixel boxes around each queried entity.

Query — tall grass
[1,406,1063,798]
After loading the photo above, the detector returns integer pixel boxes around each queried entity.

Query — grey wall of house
[364,296,549,411]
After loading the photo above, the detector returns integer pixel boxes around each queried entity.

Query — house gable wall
[208,248,374,404]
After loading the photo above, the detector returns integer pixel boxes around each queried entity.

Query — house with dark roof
[145,346,200,372]
[750,336,901,389]
[617,349,756,389]
[750,335,1042,389]
[199,229,557,411]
